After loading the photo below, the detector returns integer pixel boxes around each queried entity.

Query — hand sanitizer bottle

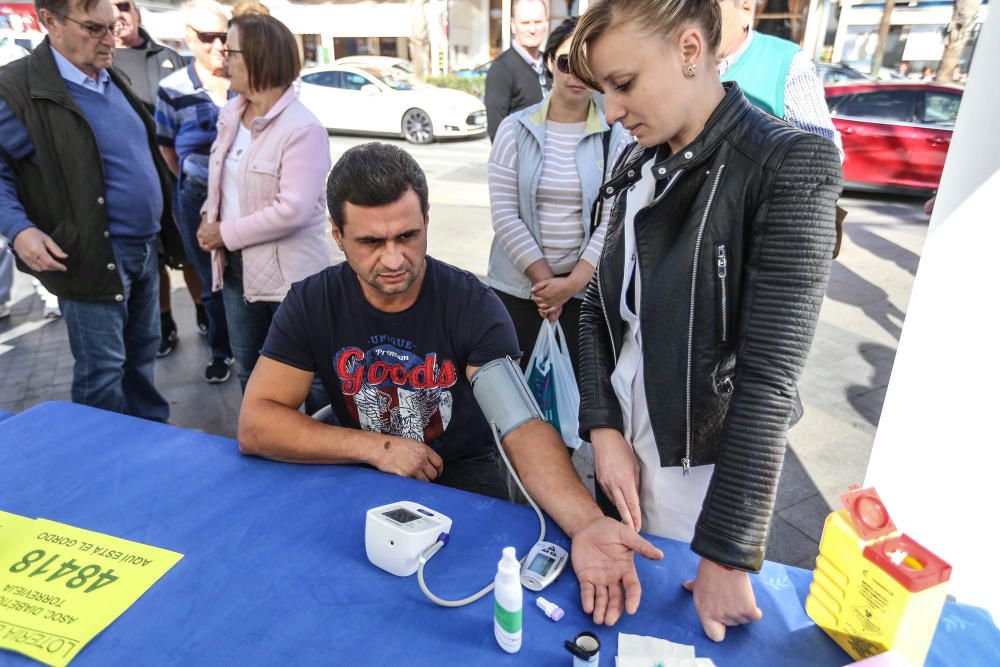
[494,546,522,653]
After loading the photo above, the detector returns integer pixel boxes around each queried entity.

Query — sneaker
[157,319,178,358]
[195,304,208,336]
[0,303,10,319]
[205,357,233,384]
[42,303,61,318]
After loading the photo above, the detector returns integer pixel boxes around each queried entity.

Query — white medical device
[366,358,571,607]
[520,541,569,591]
[365,501,452,576]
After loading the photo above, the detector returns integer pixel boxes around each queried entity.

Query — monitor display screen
[383,508,421,524]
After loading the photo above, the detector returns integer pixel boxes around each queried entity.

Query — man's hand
[591,428,642,532]
[12,228,68,272]
[572,516,663,626]
[682,558,763,642]
[197,221,224,251]
[370,436,444,482]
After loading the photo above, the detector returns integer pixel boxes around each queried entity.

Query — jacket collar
[601,82,750,197]
[521,94,608,138]
[221,85,298,133]
[28,39,76,104]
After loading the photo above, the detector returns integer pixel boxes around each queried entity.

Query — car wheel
[402,108,434,144]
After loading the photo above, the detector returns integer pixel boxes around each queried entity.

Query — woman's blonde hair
[569,0,722,90]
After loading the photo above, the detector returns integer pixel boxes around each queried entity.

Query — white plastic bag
[524,320,583,449]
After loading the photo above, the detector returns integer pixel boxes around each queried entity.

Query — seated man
[239,142,661,626]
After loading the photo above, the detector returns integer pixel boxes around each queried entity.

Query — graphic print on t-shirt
[335,335,458,443]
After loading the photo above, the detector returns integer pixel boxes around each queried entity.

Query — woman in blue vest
[570,0,841,643]
[486,17,629,377]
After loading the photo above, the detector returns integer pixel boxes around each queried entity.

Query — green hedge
[426,75,486,99]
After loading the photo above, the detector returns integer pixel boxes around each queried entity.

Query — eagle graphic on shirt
[334,343,457,443]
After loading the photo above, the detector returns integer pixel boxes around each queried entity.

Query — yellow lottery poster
[0,515,183,666]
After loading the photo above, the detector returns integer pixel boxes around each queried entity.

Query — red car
[824,82,963,193]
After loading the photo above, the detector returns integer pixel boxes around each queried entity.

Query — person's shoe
[195,304,208,336]
[42,303,61,318]
[205,357,233,384]
[0,303,10,319]
[157,317,179,358]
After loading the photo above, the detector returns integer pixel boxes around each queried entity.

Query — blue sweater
[0,77,163,242]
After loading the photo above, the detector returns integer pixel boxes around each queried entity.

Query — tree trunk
[409,0,430,79]
[869,0,897,78]
[937,0,981,82]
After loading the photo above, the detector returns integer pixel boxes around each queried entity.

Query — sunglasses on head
[555,54,570,74]
[190,28,227,45]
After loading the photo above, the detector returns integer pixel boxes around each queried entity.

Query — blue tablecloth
[0,402,995,665]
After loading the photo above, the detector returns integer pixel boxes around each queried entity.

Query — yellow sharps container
[806,487,951,666]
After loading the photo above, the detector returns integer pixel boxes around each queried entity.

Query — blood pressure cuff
[470,357,543,440]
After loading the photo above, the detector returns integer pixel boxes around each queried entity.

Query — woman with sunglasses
[197,13,331,393]
[487,16,629,381]
[571,0,841,642]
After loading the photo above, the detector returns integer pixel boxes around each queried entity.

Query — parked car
[825,81,962,193]
[299,63,487,144]
[455,60,492,78]
[333,55,414,75]
[815,63,870,84]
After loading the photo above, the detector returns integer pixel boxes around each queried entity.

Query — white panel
[864,6,1000,617]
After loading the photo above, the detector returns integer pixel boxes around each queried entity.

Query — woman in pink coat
[197,13,331,391]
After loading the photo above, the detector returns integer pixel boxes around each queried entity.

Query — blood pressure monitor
[365,501,453,577]
[520,541,569,591]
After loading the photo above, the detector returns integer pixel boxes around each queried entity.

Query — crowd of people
[1,0,844,643]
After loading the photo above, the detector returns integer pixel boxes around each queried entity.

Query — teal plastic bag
[524,321,582,449]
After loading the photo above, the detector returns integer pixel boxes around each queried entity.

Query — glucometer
[520,541,568,591]
[365,501,452,576]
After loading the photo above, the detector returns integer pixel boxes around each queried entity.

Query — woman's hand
[197,221,224,251]
[538,303,563,322]
[532,277,575,312]
[683,558,763,642]
[591,428,642,533]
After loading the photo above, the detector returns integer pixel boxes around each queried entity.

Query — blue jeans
[221,253,328,412]
[60,239,169,422]
[221,253,280,391]
[175,177,231,361]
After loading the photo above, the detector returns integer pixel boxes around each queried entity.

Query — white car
[298,64,486,144]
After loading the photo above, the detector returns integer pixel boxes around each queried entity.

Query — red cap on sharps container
[840,486,897,541]
[863,534,952,593]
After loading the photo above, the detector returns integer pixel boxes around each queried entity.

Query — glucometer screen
[384,508,421,524]
[528,553,554,575]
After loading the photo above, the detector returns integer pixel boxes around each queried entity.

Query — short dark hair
[326,143,430,232]
[35,0,100,19]
[229,14,300,92]
[543,17,579,79]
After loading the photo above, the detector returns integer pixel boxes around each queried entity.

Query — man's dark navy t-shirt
[260,256,520,466]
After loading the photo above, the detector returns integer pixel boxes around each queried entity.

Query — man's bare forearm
[238,397,383,465]
[504,420,604,538]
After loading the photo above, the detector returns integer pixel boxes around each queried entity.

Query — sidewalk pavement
[0,192,929,568]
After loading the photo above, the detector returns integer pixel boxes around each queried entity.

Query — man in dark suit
[484,0,549,141]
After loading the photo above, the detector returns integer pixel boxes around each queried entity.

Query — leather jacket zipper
[715,244,729,344]
[684,165,726,475]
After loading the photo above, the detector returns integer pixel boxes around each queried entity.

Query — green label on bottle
[494,600,522,633]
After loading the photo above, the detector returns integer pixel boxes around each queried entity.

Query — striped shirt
[155,64,225,186]
[489,117,629,275]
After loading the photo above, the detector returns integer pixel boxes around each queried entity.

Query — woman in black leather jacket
[570,0,842,641]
